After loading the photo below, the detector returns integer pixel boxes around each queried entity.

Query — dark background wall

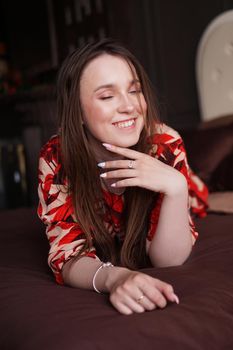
[0,0,233,208]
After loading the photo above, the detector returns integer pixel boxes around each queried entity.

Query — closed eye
[129,89,142,94]
[100,96,113,100]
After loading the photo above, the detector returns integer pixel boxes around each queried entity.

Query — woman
[38,38,208,315]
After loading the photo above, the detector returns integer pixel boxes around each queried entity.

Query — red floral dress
[37,124,208,284]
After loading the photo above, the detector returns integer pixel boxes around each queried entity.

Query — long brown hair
[57,38,160,269]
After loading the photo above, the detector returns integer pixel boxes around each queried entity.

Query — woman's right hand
[106,268,179,315]
[62,257,179,315]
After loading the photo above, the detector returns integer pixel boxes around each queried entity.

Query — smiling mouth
[113,118,135,129]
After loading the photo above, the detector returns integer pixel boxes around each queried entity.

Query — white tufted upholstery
[196,10,233,121]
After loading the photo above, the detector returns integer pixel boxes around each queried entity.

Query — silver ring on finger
[128,160,134,169]
[136,294,145,304]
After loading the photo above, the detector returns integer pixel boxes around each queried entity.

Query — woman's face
[80,54,147,148]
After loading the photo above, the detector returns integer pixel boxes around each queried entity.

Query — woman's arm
[62,256,179,315]
[148,129,208,266]
[99,142,193,267]
[148,179,192,267]
[62,256,128,291]
[37,136,99,284]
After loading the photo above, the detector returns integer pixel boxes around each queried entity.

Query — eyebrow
[93,79,141,93]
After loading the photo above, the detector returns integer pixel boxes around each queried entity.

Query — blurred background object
[196,9,233,122]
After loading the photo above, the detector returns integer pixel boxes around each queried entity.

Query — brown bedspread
[0,208,233,350]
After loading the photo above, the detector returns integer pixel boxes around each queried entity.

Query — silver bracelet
[92,262,114,294]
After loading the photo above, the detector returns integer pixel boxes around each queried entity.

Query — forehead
[80,54,137,86]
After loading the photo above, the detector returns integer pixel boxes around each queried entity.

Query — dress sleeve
[147,125,209,245]
[37,136,99,285]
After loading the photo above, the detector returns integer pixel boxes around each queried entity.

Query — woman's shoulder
[149,123,184,159]
[153,123,182,144]
[39,134,61,163]
[38,134,66,182]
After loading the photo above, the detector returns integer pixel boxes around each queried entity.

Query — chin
[113,136,140,148]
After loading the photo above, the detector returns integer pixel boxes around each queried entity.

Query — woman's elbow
[149,246,192,268]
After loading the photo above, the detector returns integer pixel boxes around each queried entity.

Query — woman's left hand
[98,143,187,196]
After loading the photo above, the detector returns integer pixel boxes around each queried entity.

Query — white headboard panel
[196,10,233,122]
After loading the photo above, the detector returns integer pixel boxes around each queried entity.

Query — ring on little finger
[136,294,144,304]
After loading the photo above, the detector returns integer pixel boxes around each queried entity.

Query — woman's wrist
[164,173,188,198]
[92,262,114,293]
[104,266,132,293]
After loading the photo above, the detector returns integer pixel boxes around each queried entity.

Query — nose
[117,94,135,114]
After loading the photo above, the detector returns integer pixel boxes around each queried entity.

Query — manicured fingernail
[100,173,107,178]
[111,183,116,187]
[102,143,113,149]
[98,162,105,168]
[172,294,180,304]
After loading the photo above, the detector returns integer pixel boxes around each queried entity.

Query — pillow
[208,191,233,214]
[180,122,233,188]
[200,114,233,129]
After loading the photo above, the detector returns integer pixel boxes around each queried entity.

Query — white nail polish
[102,143,113,149]
[100,173,107,178]
[111,183,116,187]
[173,294,180,304]
[98,162,105,168]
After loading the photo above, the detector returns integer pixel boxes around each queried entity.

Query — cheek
[83,102,111,127]
[91,104,109,122]
[137,96,147,115]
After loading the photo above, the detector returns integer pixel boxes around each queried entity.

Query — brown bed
[0,118,233,350]
[0,208,233,350]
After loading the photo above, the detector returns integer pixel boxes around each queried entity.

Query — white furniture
[196,10,233,121]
